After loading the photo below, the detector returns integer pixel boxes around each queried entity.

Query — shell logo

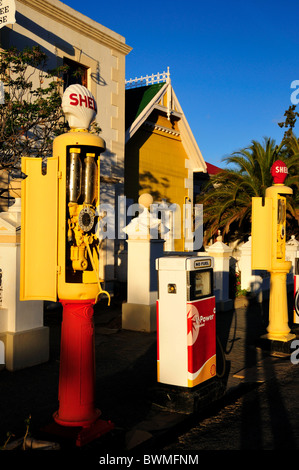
[187,304,215,346]
[187,304,200,346]
[62,85,97,129]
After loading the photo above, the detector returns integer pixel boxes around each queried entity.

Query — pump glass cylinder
[84,154,97,205]
[69,148,82,202]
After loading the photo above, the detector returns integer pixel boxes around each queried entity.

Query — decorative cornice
[144,120,180,137]
[16,0,132,55]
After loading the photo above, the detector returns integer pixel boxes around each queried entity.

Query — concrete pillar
[0,199,48,371]
[286,235,299,275]
[121,194,165,332]
[239,237,262,291]
[122,238,164,331]
[239,237,270,300]
[206,234,233,311]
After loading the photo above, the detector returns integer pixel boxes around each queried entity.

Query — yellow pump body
[251,177,295,342]
[20,130,109,303]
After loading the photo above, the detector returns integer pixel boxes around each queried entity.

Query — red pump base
[44,417,114,447]
[49,299,114,446]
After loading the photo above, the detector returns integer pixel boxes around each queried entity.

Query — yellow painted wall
[125,113,189,251]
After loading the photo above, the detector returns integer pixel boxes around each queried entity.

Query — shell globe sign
[271,159,288,184]
[62,84,97,129]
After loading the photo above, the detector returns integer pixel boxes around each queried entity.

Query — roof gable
[125,78,207,172]
[125,83,165,128]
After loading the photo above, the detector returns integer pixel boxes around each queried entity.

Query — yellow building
[125,70,207,251]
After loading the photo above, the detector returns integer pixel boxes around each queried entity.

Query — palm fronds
[198,137,299,244]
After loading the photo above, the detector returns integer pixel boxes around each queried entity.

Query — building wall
[0,0,131,284]
[125,113,189,251]
[2,0,131,181]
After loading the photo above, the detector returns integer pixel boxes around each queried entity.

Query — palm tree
[283,133,299,233]
[198,137,299,245]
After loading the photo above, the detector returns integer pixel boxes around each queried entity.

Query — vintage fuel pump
[251,160,296,345]
[20,84,113,446]
[155,255,216,388]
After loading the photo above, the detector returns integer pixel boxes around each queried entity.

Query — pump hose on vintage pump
[84,236,110,305]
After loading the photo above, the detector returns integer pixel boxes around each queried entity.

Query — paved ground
[163,294,299,451]
[0,292,298,462]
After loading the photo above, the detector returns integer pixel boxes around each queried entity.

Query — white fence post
[0,199,48,371]
[206,235,233,312]
[286,235,299,275]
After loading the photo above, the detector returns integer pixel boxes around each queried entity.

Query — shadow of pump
[216,290,297,449]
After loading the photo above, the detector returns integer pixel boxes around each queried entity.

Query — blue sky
[62,0,299,168]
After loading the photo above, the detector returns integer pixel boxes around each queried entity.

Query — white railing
[125,68,170,89]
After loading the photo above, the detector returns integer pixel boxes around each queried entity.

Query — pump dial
[78,206,95,232]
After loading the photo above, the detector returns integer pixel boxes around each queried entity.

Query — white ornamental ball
[138,193,153,209]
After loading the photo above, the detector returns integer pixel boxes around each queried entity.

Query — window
[63,58,88,90]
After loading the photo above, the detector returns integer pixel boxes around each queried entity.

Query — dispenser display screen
[189,269,213,300]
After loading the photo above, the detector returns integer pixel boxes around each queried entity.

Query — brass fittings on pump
[67,148,98,273]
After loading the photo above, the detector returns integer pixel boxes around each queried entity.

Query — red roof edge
[206,162,222,175]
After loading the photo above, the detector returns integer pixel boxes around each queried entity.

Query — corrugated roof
[125,83,165,130]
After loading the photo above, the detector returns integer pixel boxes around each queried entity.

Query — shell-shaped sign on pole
[270,160,288,185]
[62,85,97,130]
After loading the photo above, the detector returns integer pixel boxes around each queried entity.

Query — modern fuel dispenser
[156,255,216,388]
